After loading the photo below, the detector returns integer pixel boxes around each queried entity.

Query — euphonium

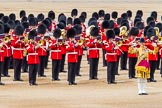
[120,26,128,37]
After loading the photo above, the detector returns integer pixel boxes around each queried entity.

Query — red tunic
[27,43,39,64]
[105,42,117,62]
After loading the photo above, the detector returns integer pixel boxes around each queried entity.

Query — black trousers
[120,52,128,70]
[102,49,107,66]
[89,58,99,79]
[44,50,49,68]
[9,57,13,69]
[60,54,66,71]
[38,56,45,76]
[0,62,3,82]
[14,59,23,80]
[29,64,38,84]
[160,58,162,74]
[107,62,116,83]
[68,63,76,83]
[22,56,28,72]
[115,56,120,75]
[52,60,61,80]
[149,61,157,80]
[2,57,10,76]
[128,57,137,78]
[75,55,82,75]
[157,53,160,69]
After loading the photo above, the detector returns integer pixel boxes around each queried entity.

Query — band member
[145,27,158,82]
[105,30,117,84]
[135,38,150,95]
[71,9,78,20]
[128,27,139,79]
[2,23,12,77]
[73,24,84,76]
[49,29,62,81]
[27,30,39,86]
[12,24,25,81]
[66,28,78,85]
[87,27,101,80]
[36,24,47,77]
[127,10,133,28]
[0,24,5,85]
[101,20,109,67]
[111,11,118,28]
[114,27,121,75]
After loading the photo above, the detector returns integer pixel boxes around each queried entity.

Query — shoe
[116,74,120,75]
[147,79,151,82]
[89,78,93,80]
[108,82,111,84]
[142,93,148,95]
[76,74,82,76]
[0,82,5,85]
[111,82,117,84]
[72,82,77,85]
[94,77,98,80]
[68,82,73,85]
[52,78,60,81]
[150,79,157,82]
[1,74,5,77]
[138,93,143,95]
[33,83,38,86]
[17,79,23,81]
[39,75,46,77]
[60,70,67,73]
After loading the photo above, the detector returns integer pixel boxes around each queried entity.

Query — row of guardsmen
[0,9,162,86]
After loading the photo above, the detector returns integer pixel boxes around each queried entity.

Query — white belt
[41,46,46,48]
[88,48,100,50]
[67,52,78,54]
[13,48,24,51]
[0,50,4,52]
[28,53,38,55]
[105,53,117,55]
[50,50,61,52]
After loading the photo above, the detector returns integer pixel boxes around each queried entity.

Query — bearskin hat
[73,18,81,25]
[22,21,29,29]
[73,24,82,34]
[0,24,4,34]
[135,21,144,29]
[21,16,28,23]
[3,23,10,34]
[42,19,50,29]
[146,27,156,38]
[90,27,99,36]
[66,28,76,38]
[117,18,122,25]
[156,23,162,32]
[37,13,44,22]
[20,10,26,18]
[53,28,61,38]
[134,18,142,26]
[106,30,115,39]
[146,17,154,25]
[102,20,109,29]
[28,29,37,40]
[144,26,151,36]
[81,12,87,19]
[92,12,99,20]
[37,24,46,34]
[88,20,98,27]
[15,20,21,26]
[0,13,4,19]
[113,27,120,36]
[109,20,114,29]
[88,17,97,27]
[112,11,118,19]
[29,17,37,26]
[71,9,78,17]
[8,20,15,29]
[129,27,139,36]
[48,10,55,20]
[79,15,85,23]
[58,14,66,23]
[121,13,128,20]
[56,22,65,29]
[104,13,110,21]
[148,21,155,27]
[121,21,129,31]
[67,17,73,25]
[151,11,157,20]
[28,14,34,20]
[1,16,9,24]
[136,10,143,17]
[9,13,16,21]
[127,10,132,18]
[14,24,24,35]
[98,10,105,17]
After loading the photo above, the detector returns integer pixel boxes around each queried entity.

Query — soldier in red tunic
[12,24,25,81]
[66,28,78,85]
[27,30,39,86]
[2,23,12,77]
[0,24,5,85]
[87,27,101,80]
[105,30,117,84]
[36,24,47,77]
[49,29,62,81]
